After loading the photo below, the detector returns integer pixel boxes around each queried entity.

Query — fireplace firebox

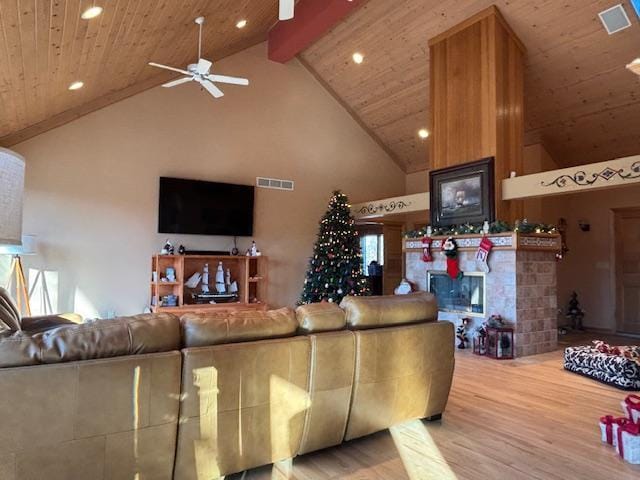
[427,271,486,316]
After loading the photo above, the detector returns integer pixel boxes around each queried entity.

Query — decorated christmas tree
[299,191,370,304]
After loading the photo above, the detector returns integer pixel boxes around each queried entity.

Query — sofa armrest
[21,313,83,332]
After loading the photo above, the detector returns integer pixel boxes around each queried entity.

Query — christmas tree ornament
[422,236,433,262]
[442,237,462,280]
[476,236,494,273]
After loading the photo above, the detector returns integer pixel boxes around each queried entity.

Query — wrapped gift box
[616,422,640,464]
[621,394,640,423]
[600,415,631,447]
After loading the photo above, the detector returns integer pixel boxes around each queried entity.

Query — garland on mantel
[404,220,558,239]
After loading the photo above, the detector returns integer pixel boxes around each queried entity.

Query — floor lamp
[1,235,37,316]
[0,147,27,314]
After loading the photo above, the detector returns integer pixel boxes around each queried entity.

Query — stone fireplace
[405,233,561,357]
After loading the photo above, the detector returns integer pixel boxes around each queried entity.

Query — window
[360,234,384,274]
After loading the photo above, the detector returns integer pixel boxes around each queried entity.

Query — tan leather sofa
[0,292,454,479]
[173,293,454,479]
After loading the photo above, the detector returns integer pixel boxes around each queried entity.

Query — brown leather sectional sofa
[0,292,454,480]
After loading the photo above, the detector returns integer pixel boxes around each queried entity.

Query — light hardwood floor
[232,334,640,480]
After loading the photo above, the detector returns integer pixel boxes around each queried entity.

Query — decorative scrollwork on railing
[541,162,640,188]
[358,200,412,216]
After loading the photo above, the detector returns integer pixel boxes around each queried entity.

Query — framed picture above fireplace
[429,157,495,227]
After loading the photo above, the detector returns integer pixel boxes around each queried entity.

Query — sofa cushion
[180,308,297,347]
[0,287,21,331]
[295,302,346,333]
[0,313,180,368]
[340,292,438,330]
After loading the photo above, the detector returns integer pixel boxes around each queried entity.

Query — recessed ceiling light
[236,19,247,29]
[352,52,364,64]
[68,81,84,91]
[81,6,103,20]
[418,128,430,139]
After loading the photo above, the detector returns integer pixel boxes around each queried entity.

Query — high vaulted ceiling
[301,0,640,171]
[1,0,639,172]
[0,0,279,146]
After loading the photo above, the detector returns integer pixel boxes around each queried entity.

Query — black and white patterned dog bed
[564,346,640,391]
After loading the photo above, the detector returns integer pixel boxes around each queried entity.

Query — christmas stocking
[422,236,433,262]
[446,256,461,279]
[476,236,494,273]
[442,237,462,280]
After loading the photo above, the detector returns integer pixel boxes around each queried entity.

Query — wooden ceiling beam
[268,0,367,64]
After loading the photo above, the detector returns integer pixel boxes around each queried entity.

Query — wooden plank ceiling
[1,0,639,172]
[300,0,640,171]
[0,0,279,146]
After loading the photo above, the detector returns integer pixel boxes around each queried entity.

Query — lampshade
[0,234,37,256]
[0,148,25,246]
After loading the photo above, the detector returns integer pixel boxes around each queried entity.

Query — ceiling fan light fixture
[68,81,84,91]
[418,128,430,139]
[81,6,103,20]
[352,52,364,64]
[236,19,247,29]
[148,17,249,101]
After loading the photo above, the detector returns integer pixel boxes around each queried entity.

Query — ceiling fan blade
[162,77,194,88]
[279,0,295,20]
[207,74,249,86]
[197,58,213,75]
[149,62,192,76]
[198,79,224,98]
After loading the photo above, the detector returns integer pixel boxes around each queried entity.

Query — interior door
[382,223,403,295]
[615,208,640,334]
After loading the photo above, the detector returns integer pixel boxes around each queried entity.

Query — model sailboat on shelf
[187,261,239,304]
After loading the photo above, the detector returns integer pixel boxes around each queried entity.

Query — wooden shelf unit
[150,255,268,313]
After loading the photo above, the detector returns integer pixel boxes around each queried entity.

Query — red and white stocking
[476,236,494,273]
[422,236,433,262]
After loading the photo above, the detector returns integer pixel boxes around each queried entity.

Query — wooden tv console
[150,254,268,313]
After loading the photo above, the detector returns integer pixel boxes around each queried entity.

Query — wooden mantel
[403,232,562,253]
[429,6,525,223]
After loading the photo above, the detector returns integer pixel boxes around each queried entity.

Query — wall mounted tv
[158,177,254,236]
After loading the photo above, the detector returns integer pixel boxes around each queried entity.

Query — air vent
[598,4,632,35]
[256,177,294,191]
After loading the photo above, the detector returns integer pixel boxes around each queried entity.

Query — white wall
[8,43,405,318]
[554,184,640,331]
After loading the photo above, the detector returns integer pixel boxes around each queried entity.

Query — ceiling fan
[148,17,249,99]
[279,0,295,20]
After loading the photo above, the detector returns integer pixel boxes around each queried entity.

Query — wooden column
[429,6,525,222]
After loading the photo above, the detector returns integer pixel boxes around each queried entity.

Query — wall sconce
[578,219,591,232]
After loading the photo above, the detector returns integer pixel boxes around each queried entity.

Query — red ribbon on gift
[623,394,640,418]
[601,416,629,445]
[601,415,615,444]
[617,421,640,459]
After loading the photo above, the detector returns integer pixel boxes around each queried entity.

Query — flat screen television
[158,177,254,236]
